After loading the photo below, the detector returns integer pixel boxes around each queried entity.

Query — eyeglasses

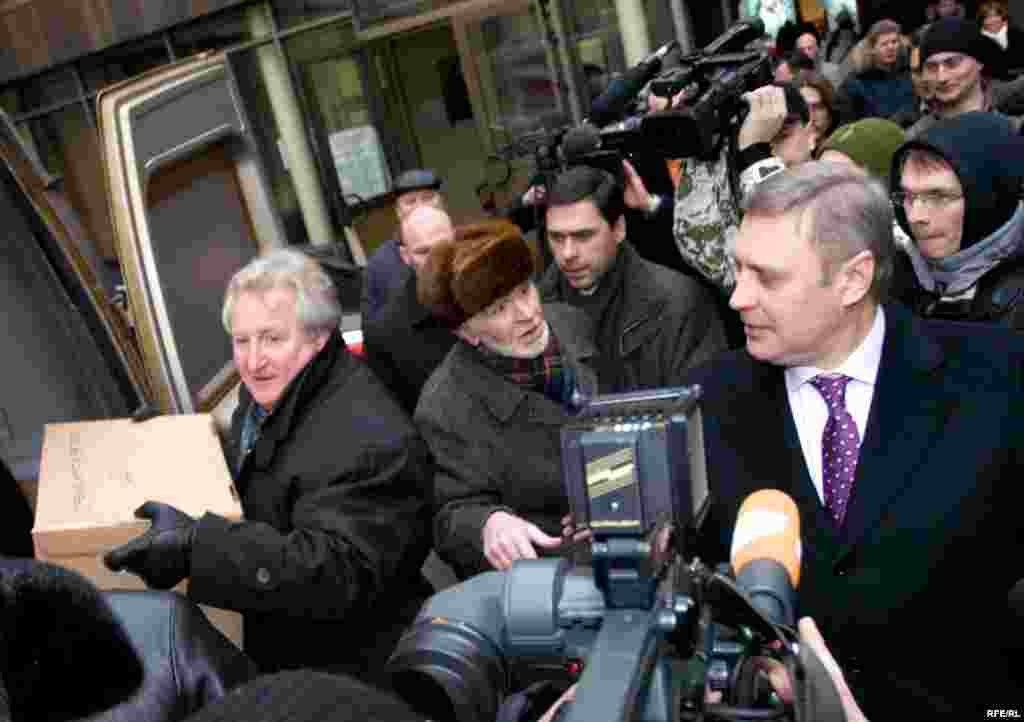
[891,190,963,209]
[923,54,966,75]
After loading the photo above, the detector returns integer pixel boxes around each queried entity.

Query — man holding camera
[686,161,1024,719]
[537,164,726,391]
[668,82,816,293]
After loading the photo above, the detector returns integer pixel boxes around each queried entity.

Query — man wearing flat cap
[907,17,1024,137]
[415,220,606,580]
[361,168,445,327]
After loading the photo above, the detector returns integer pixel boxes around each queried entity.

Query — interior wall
[393,24,490,225]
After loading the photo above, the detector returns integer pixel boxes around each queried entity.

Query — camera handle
[561,607,678,722]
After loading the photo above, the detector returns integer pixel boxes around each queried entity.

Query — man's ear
[613,214,626,244]
[313,330,330,352]
[838,250,875,306]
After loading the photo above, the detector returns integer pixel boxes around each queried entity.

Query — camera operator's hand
[483,511,562,570]
[622,159,654,212]
[538,683,576,722]
[560,512,592,545]
[796,618,868,722]
[522,184,546,207]
[737,85,789,151]
[746,618,868,722]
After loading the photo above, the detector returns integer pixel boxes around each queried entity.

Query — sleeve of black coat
[663,277,730,385]
[415,376,515,580]
[187,371,432,621]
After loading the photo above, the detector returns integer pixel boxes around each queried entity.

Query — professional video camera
[574,18,774,162]
[388,387,837,722]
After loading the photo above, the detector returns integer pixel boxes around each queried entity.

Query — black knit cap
[920,17,1007,78]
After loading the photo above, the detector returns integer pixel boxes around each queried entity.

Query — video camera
[387,387,818,722]
[575,18,773,162]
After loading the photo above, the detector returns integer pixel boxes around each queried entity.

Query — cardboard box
[32,414,244,647]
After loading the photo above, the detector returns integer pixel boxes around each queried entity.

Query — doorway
[389,24,490,224]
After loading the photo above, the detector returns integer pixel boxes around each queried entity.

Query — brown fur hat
[417,219,538,327]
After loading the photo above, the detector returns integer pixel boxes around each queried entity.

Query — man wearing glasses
[907,17,1024,137]
[889,111,1024,330]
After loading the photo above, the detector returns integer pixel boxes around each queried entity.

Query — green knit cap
[817,118,906,183]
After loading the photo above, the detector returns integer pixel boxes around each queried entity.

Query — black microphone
[730,489,802,628]
[560,124,602,163]
[587,40,677,127]
[702,17,766,56]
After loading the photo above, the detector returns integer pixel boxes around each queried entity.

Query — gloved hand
[104,501,196,590]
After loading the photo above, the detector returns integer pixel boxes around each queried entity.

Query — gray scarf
[905,202,1024,297]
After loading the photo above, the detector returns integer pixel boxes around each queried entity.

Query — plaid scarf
[478,328,578,408]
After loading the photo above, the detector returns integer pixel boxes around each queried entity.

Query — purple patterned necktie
[809,374,860,527]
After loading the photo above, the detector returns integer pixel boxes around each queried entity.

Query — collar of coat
[452,303,601,423]
[539,243,668,356]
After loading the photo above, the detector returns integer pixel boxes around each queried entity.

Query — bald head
[399,205,454,274]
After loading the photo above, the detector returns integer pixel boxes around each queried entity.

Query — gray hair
[743,161,895,300]
[222,248,341,335]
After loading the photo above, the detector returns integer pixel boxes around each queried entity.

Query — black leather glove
[104,501,196,590]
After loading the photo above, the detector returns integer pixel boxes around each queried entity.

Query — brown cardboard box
[32,414,244,647]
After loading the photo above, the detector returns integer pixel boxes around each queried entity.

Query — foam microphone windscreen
[730,489,802,588]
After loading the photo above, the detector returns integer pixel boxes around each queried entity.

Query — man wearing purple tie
[684,161,1024,721]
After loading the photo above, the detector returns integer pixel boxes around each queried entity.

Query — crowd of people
[3,2,1024,722]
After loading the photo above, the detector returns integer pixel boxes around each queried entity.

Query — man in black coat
[105,248,433,682]
[685,161,1024,720]
[539,164,727,391]
[363,205,457,414]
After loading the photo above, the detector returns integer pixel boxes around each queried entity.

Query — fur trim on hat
[418,221,537,327]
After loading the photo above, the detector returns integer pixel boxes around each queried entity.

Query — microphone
[701,17,766,56]
[587,40,677,127]
[560,124,602,163]
[730,489,801,628]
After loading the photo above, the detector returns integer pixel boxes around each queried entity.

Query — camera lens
[388,617,508,722]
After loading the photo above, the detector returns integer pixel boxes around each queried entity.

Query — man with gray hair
[686,161,1024,719]
[105,248,433,683]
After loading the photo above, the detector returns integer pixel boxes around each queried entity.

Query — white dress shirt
[784,307,886,503]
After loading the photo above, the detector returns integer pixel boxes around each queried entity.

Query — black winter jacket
[188,331,433,681]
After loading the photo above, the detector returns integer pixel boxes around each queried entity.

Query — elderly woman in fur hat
[415,220,607,581]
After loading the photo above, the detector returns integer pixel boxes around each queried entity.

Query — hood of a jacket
[891,111,1024,249]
